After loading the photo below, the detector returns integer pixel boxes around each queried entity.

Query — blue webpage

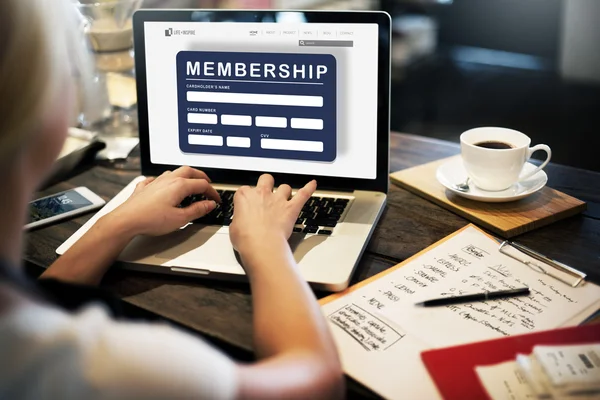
[177,51,337,161]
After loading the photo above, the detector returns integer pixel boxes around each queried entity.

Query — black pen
[415,287,531,307]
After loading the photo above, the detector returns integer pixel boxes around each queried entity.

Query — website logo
[165,28,195,37]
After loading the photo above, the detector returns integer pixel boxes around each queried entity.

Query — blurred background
[143,0,600,172]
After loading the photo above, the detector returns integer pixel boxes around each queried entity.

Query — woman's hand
[110,166,221,237]
[42,166,220,285]
[229,174,316,257]
[227,175,343,399]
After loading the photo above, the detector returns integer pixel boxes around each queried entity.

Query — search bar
[298,40,353,47]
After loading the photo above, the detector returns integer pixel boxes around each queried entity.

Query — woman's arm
[41,166,220,285]
[39,212,136,285]
[230,175,344,399]
[43,169,344,398]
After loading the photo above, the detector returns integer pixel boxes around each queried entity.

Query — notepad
[319,224,600,400]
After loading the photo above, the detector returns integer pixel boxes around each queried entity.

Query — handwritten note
[377,226,600,348]
[320,225,600,400]
[328,304,405,351]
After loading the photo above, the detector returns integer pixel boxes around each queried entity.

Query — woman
[0,1,343,398]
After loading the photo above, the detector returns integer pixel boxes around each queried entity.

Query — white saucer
[436,157,548,203]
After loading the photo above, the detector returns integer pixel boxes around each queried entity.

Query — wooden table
[24,132,600,397]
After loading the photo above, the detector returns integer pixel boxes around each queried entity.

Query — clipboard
[496,240,586,287]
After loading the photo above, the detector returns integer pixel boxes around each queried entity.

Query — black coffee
[474,141,514,150]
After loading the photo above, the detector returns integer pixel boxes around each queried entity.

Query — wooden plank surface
[22,132,600,400]
[390,155,587,237]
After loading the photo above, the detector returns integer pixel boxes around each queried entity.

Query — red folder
[421,324,600,400]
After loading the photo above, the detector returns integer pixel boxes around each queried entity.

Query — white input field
[227,137,251,148]
[291,118,323,130]
[261,138,323,152]
[188,113,217,124]
[189,135,223,146]
[256,116,287,128]
[187,91,323,107]
[221,114,252,126]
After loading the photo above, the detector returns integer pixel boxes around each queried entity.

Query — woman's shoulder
[0,296,104,397]
[0,291,110,348]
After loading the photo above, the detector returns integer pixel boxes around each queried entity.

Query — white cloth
[0,302,238,399]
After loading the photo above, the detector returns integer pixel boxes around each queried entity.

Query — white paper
[97,136,139,160]
[476,360,537,400]
[58,128,98,159]
[534,344,600,388]
[483,355,600,400]
[516,354,553,398]
[106,72,137,108]
[323,300,439,399]
[321,226,600,400]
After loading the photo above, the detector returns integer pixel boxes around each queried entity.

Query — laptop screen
[142,19,379,180]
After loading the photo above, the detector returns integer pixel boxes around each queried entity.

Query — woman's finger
[143,177,156,186]
[233,186,250,205]
[176,178,221,203]
[256,174,275,191]
[171,166,212,182]
[276,184,292,200]
[289,180,317,214]
[181,199,217,221]
[133,177,155,194]
[154,170,171,182]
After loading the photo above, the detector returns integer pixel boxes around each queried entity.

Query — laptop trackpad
[119,225,331,268]
[119,224,222,262]
[289,233,329,263]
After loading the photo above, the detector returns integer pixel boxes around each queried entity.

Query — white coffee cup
[460,127,551,191]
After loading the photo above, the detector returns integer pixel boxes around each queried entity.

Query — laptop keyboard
[180,189,351,235]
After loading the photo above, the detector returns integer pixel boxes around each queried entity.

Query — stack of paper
[476,343,600,400]
[518,344,600,399]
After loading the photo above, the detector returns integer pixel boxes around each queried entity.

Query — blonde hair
[0,0,90,164]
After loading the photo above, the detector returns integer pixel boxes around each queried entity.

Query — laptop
[57,9,391,292]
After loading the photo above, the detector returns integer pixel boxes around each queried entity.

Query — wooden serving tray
[390,155,586,238]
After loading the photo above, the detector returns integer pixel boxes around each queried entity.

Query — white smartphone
[25,187,106,230]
